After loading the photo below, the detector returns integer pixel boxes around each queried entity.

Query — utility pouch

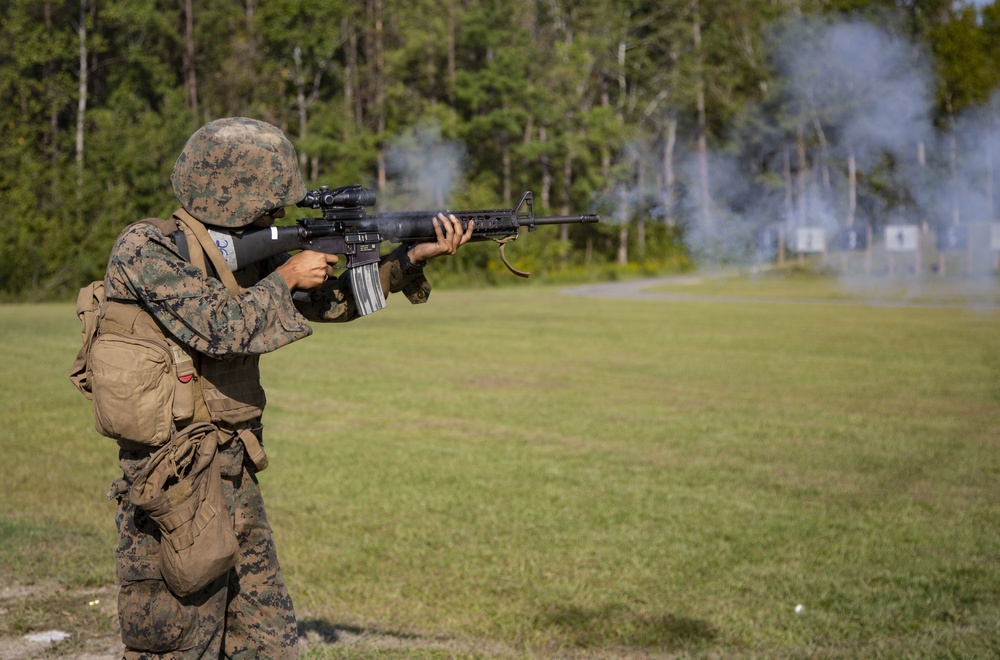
[170,345,196,422]
[90,331,175,447]
[129,423,239,597]
[89,301,199,448]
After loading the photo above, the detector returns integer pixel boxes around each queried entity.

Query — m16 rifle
[180,184,600,315]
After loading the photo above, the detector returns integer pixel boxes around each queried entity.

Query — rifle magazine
[349,262,388,316]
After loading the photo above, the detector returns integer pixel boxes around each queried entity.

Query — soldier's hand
[276,250,338,291]
[407,213,474,265]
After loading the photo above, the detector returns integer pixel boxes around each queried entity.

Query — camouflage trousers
[112,439,298,659]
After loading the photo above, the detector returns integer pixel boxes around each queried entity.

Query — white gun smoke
[608,15,1000,297]
[384,120,467,210]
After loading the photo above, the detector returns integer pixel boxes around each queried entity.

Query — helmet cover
[171,117,307,228]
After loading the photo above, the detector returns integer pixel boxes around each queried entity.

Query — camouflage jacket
[103,217,431,357]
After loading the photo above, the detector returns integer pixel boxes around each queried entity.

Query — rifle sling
[494,236,531,278]
[172,210,242,297]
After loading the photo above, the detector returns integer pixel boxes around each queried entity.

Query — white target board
[795,228,826,253]
[885,225,919,252]
[991,223,1000,251]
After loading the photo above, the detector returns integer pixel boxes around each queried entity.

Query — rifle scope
[298,184,377,210]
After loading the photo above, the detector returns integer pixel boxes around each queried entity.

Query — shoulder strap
[171,210,241,298]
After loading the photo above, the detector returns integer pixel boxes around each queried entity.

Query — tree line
[2,0,999,299]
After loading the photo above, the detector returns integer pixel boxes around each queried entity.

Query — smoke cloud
[384,120,467,210]
[660,15,1000,296]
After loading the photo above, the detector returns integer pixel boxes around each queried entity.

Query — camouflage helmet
[171,117,307,228]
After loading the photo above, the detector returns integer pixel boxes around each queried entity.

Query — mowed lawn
[1,276,998,657]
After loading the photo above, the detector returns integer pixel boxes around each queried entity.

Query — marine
[88,117,473,657]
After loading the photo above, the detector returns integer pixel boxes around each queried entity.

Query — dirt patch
[0,584,120,659]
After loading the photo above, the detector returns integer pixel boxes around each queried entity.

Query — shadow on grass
[534,602,716,650]
[296,618,480,658]
[297,618,428,644]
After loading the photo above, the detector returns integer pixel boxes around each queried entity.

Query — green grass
[1,279,998,657]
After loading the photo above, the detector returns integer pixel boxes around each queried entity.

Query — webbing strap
[237,428,269,472]
[172,210,242,297]
[494,236,531,278]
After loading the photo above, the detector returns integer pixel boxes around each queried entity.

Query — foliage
[2,0,1000,299]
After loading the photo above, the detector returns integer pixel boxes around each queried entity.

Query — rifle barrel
[526,214,600,226]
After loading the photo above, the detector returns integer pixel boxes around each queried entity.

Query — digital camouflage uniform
[104,117,430,658]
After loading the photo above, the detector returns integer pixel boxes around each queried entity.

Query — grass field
[1,274,998,658]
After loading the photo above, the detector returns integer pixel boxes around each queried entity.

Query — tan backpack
[70,217,202,448]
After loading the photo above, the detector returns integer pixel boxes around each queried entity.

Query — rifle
[177,184,600,315]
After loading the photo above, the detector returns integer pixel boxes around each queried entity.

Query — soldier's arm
[291,212,470,322]
[289,244,430,322]
[105,223,313,357]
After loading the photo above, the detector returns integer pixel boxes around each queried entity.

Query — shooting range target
[795,228,826,253]
[885,225,919,252]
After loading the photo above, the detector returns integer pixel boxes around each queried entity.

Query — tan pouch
[129,423,239,597]
[90,332,175,447]
[89,299,201,447]
[170,345,196,422]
